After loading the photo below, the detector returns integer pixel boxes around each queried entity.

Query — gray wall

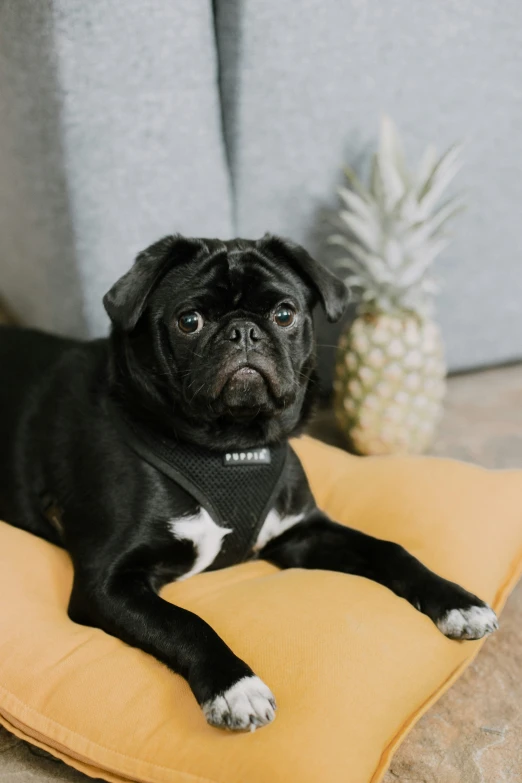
[0,0,232,336]
[1,0,522,377]
[216,0,522,374]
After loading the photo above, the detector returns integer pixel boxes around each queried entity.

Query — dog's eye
[178,311,204,334]
[273,304,296,328]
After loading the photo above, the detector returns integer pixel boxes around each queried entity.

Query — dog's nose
[225,321,262,347]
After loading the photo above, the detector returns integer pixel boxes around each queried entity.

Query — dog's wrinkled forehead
[158,239,313,315]
[103,234,348,331]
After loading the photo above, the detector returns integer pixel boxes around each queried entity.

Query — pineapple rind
[334,314,446,456]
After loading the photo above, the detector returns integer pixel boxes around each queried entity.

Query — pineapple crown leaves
[328,115,465,317]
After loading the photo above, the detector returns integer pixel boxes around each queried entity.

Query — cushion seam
[0,686,222,783]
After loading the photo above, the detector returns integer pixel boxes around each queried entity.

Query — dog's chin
[220,367,274,418]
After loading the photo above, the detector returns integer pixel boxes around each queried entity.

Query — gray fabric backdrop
[215,0,522,375]
[0,0,232,336]
[1,0,522,378]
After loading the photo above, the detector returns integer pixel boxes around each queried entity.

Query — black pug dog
[0,234,498,731]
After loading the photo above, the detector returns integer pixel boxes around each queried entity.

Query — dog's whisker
[189,382,206,403]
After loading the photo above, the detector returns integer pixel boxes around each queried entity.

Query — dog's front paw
[202,675,277,731]
[436,602,498,640]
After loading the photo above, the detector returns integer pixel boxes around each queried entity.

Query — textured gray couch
[1,0,522,381]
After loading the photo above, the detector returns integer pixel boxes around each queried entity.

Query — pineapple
[331,116,463,455]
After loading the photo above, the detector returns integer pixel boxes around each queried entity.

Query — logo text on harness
[223,448,271,466]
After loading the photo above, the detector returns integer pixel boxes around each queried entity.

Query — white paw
[437,604,499,640]
[202,675,277,731]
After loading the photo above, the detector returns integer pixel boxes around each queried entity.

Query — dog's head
[104,234,348,448]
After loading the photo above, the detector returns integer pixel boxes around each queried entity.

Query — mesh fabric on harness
[114,411,289,570]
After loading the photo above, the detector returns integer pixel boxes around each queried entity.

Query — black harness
[113,413,289,570]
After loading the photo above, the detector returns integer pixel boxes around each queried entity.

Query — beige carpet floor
[1,360,522,782]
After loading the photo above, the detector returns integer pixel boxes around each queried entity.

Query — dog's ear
[103,235,202,331]
[257,234,349,322]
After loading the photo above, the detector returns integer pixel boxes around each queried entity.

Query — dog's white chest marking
[169,509,232,580]
[253,509,305,552]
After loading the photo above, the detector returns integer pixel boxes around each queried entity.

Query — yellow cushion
[1,436,522,783]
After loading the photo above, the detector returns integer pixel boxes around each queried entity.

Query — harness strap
[111,407,289,569]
